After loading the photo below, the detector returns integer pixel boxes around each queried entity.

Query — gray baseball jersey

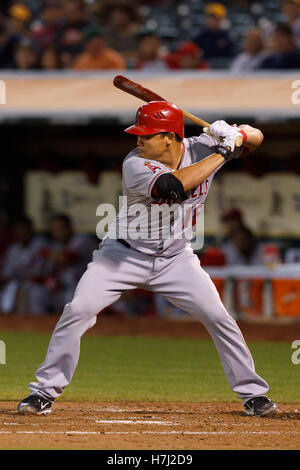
[105,133,241,257]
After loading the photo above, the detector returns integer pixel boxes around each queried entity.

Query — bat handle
[182,110,210,128]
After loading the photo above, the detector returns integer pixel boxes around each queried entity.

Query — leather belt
[117,239,131,249]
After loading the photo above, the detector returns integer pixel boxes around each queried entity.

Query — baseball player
[18,101,278,417]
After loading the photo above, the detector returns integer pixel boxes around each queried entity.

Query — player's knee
[195,303,229,326]
[68,297,101,319]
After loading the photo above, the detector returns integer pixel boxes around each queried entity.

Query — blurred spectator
[135,32,169,71]
[220,208,244,239]
[38,214,96,311]
[154,295,188,318]
[221,225,264,265]
[166,41,209,70]
[0,212,12,270]
[13,37,39,69]
[0,18,19,68]
[73,25,125,70]
[96,0,141,64]
[193,2,234,60]
[199,246,226,267]
[7,3,32,36]
[31,0,63,51]
[139,0,173,3]
[56,0,94,69]
[109,289,155,316]
[281,0,300,48]
[0,216,49,314]
[260,22,300,69]
[285,247,300,263]
[39,46,60,69]
[230,28,268,72]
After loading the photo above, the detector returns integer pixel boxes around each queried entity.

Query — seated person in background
[199,246,226,267]
[281,0,300,48]
[39,46,61,69]
[12,37,39,69]
[55,0,95,68]
[31,0,63,51]
[221,225,264,266]
[284,247,300,263]
[38,214,96,311]
[166,41,209,70]
[260,22,300,69]
[220,208,245,240]
[73,25,126,70]
[7,3,32,36]
[95,0,141,65]
[135,32,169,71]
[0,18,20,68]
[0,211,12,270]
[108,289,155,316]
[0,216,49,314]
[0,3,32,69]
[230,28,268,72]
[154,295,188,319]
[193,2,234,60]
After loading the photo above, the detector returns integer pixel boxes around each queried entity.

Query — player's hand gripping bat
[113,75,243,148]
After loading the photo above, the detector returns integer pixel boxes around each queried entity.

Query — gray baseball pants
[29,239,269,404]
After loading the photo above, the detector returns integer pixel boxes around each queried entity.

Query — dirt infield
[0,401,299,450]
[1,315,299,449]
[0,313,300,342]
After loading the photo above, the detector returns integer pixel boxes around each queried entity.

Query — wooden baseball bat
[113,75,243,148]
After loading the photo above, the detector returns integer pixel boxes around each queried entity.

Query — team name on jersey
[190,179,209,199]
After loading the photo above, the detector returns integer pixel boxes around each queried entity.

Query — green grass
[0,331,299,403]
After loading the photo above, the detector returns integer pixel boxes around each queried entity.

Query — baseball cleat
[244,396,279,417]
[17,395,52,415]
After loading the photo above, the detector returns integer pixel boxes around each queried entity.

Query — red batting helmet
[124,101,185,139]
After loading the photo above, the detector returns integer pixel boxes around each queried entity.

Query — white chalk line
[0,421,270,427]
[0,430,297,436]
[91,408,187,413]
[1,419,177,426]
[95,420,177,425]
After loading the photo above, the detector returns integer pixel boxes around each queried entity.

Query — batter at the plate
[18,101,278,417]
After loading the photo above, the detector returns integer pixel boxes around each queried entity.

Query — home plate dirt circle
[0,402,299,449]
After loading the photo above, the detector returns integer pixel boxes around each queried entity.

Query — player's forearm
[173,153,225,192]
[239,124,264,151]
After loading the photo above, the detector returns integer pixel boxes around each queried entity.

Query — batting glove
[204,120,243,152]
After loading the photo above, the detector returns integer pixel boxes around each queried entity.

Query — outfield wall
[0,71,299,123]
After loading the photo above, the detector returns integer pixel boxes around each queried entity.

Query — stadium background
[0,0,300,451]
